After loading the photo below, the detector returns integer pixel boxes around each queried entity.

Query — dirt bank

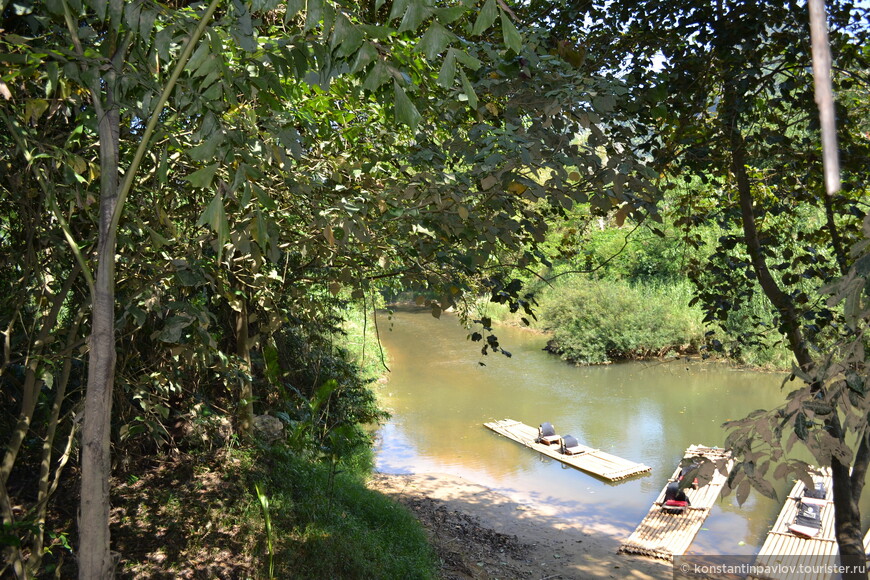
[367,472,672,580]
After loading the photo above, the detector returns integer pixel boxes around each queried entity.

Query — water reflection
[371,307,862,556]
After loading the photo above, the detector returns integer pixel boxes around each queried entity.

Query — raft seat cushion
[801,480,828,506]
[788,499,823,538]
[662,499,690,513]
[560,435,584,455]
[537,422,560,445]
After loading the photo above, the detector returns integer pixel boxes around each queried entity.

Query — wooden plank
[618,445,733,561]
[751,468,838,580]
[482,419,651,481]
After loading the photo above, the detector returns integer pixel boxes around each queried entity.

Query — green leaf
[388,0,410,21]
[437,49,458,88]
[435,4,469,24]
[85,0,107,19]
[124,1,142,38]
[459,69,478,109]
[331,12,364,58]
[188,136,222,162]
[45,61,58,98]
[185,164,219,188]
[500,10,522,54]
[139,8,158,40]
[305,0,323,31]
[363,60,391,91]
[454,49,482,71]
[398,0,428,33]
[393,81,421,129]
[253,207,269,250]
[157,147,169,185]
[416,22,455,60]
[285,0,304,20]
[186,41,211,75]
[592,94,616,113]
[472,0,497,35]
[351,42,378,73]
[158,316,191,343]
[231,0,256,52]
[197,191,230,259]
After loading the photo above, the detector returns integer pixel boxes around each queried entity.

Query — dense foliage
[542,0,870,566]
[1,0,869,576]
[0,0,657,576]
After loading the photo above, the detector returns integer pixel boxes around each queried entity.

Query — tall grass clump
[537,277,705,364]
[245,446,437,579]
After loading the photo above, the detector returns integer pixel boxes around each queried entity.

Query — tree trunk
[78,70,121,580]
[723,81,866,579]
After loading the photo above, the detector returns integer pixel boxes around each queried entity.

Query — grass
[253,447,437,579]
[110,444,437,580]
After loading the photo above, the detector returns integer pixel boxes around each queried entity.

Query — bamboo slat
[618,444,733,561]
[482,419,651,481]
[752,468,840,580]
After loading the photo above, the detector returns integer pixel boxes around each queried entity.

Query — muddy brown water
[370,307,870,557]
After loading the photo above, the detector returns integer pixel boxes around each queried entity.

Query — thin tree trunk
[236,299,254,435]
[27,306,86,575]
[79,68,121,580]
[724,77,866,579]
[71,1,220,573]
[0,265,79,490]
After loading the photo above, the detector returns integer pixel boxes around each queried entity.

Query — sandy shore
[368,471,673,579]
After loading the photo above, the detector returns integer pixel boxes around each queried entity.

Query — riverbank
[367,471,672,579]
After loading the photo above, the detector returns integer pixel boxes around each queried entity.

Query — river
[371,307,865,557]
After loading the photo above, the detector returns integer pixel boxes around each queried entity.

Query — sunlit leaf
[500,10,522,53]
[472,0,497,35]
[437,49,457,88]
[459,69,477,109]
[398,0,428,33]
[185,164,219,188]
[416,22,455,60]
[393,81,421,129]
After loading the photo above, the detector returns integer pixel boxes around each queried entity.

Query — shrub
[538,278,704,364]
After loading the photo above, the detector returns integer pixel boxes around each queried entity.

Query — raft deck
[482,419,651,481]
[751,468,838,580]
[618,445,733,560]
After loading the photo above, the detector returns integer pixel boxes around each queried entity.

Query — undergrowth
[112,445,436,580]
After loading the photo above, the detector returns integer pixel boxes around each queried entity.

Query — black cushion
[539,422,556,438]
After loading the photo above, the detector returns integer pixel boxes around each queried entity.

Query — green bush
[537,278,704,364]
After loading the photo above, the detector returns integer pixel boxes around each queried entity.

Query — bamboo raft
[751,468,838,580]
[482,419,651,481]
[618,445,733,560]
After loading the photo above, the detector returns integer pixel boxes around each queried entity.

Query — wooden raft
[751,468,837,580]
[618,445,733,560]
[483,419,651,481]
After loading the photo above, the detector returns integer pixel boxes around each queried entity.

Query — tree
[1,0,656,576]
[539,0,870,570]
